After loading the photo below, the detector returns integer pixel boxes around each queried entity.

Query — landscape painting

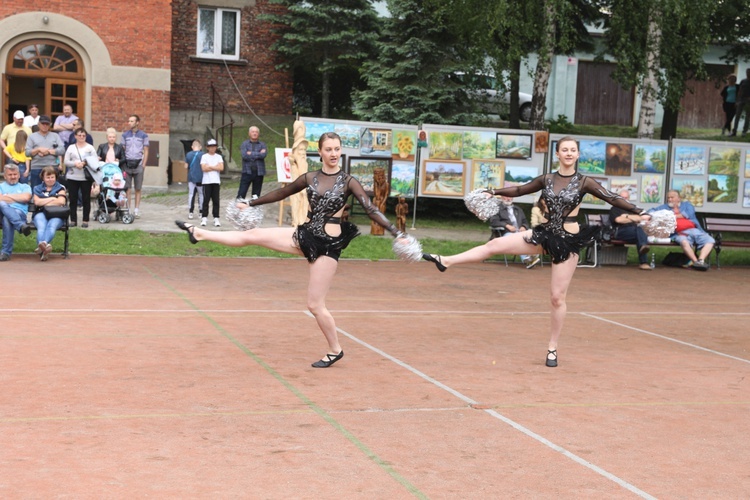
[504,165,538,187]
[495,133,532,160]
[744,181,750,208]
[707,174,738,203]
[578,140,606,175]
[390,161,416,198]
[421,159,465,197]
[673,146,706,175]
[610,178,638,200]
[582,177,608,205]
[305,122,335,152]
[348,157,391,195]
[335,124,360,149]
[462,131,497,159]
[428,132,463,160]
[634,145,667,173]
[671,177,705,206]
[708,146,741,176]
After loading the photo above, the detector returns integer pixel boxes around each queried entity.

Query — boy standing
[185,139,204,220]
[200,139,223,227]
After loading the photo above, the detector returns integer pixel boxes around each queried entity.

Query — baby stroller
[93,162,134,224]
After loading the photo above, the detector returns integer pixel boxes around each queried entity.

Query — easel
[278,127,289,226]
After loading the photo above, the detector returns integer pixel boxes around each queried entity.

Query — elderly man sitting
[0,163,33,261]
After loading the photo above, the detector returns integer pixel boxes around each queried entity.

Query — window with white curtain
[197,7,240,60]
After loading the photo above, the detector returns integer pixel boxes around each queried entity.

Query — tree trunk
[321,67,330,118]
[508,58,521,129]
[529,0,556,131]
[660,107,679,140]
[637,11,661,138]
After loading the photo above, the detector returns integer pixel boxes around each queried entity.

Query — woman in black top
[423,136,649,368]
[176,132,407,368]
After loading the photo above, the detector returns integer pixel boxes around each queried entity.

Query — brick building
[0,2,292,188]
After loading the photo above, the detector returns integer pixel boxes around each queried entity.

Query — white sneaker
[200,217,207,226]
[188,212,194,219]
[134,208,140,219]
[214,218,221,227]
[251,194,259,200]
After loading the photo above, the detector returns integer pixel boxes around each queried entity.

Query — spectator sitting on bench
[32,166,68,261]
[609,189,652,270]
[0,163,33,261]
[488,195,539,269]
[650,190,714,271]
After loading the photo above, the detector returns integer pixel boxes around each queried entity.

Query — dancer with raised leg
[176,132,410,368]
[423,136,650,367]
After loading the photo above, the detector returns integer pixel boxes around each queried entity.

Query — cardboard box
[172,160,187,183]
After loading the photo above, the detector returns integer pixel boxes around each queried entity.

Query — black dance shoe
[422,253,446,272]
[175,220,198,244]
[546,349,558,368]
[311,351,344,368]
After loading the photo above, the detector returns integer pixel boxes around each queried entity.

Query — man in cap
[26,115,65,190]
[0,110,32,152]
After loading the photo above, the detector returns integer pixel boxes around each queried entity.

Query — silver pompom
[226,202,264,231]
[465,189,500,221]
[641,209,676,238]
[392,234,423,262]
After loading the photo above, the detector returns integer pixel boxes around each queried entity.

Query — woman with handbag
[32,166,68,261]
[63,128,96,227]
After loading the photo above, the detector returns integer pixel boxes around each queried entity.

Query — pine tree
[263,0,379,117]
[352,0,473,124]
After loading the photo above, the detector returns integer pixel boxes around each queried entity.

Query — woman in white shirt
[64,128,97,227]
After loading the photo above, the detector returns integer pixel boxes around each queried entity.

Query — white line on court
[581,312,750,365]
[327,315,657,500]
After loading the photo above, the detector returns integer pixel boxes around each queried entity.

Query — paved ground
[79,179,489,242]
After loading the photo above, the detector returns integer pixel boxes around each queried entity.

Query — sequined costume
[491,171,644,263]
[250,169,399,262]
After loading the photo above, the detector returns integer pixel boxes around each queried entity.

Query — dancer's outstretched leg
[423,230,540,271]
[176,221,303,256]
[307,256,344,367]
[546,255,578,367]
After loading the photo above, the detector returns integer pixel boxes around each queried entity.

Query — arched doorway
[4,39,85,126]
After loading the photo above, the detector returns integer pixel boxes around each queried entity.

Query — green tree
[262,0,379,117]
[602,0,718,138]
[351,0,474,124]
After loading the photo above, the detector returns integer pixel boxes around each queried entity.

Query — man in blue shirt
[0,163,33,261]
[650,190,715,270]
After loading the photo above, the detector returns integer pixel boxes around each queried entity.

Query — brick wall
[170,0,292,115]
[91,88,171,135]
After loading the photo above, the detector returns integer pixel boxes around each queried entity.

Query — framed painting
[504,165,537,187]
[605,143,632,176]
[746,151,750,178]
[582,177,608,205]
[495,133,532,160]
[640,174,663,204]
[307,153,345,171]
[359,128,393,157]
[305,122,335,152]
[744,180,750,208]
[634,145,667,173]
[390,161,416,198]
[610,178,638,200]
[578,140,606,175]
[392,129,417,161]
[708,146,741,176]
[550,140,559,171]
[421,159,466,197]
[707,174,738,203]
[462,131,496,159]
[470,159,505,191]
[335,124,360,149]
[348,156,391,195]
[673,146,706,175]
[534,131,549,153]
[671,177,705,206]
[428,131,463,160]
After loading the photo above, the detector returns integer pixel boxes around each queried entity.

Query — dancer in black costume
[423,136,649,367]
[176,132,407,368]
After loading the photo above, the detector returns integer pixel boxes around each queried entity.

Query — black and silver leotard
[250,169,399,262]
[490,171,644,263]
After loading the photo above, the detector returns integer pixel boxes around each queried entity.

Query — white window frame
[196,7,241,61]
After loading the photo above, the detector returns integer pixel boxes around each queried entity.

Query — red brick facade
[170,0,292,115]
[91,88,171,135]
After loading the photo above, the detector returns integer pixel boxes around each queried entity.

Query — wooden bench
[703,217,750,269]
